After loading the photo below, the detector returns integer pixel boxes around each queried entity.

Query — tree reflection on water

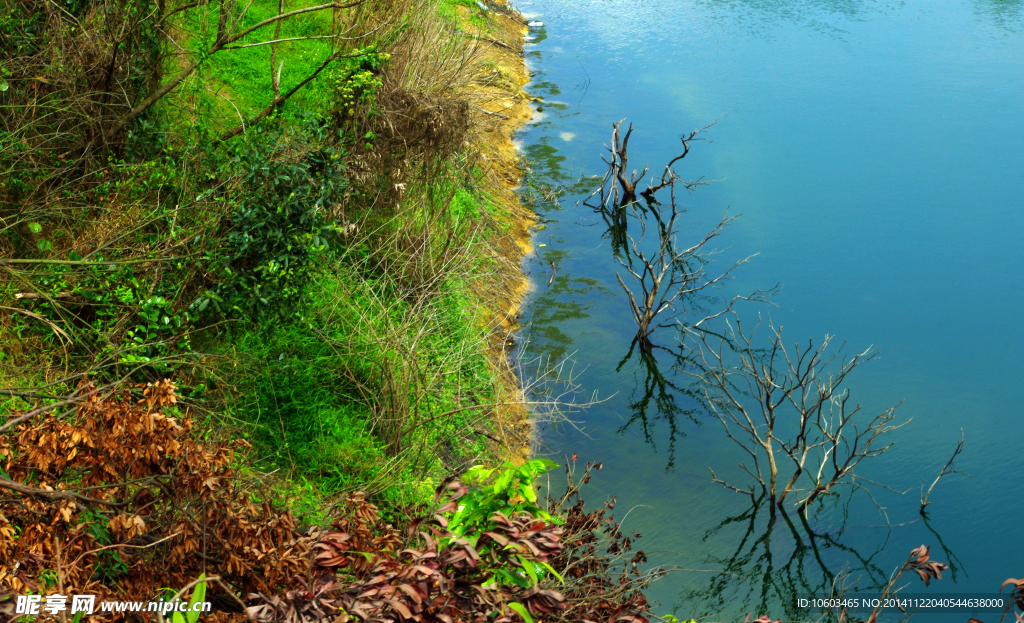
[673,495,963,622]
[614,339,703,470]
[678,495,890,621]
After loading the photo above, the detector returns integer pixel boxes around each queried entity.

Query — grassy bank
[0,0,532,500]
[0,0,662,620]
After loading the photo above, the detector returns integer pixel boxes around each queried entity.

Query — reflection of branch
[921,512,965,581]
[679,496,890,621]
[614,200,746,349]
[613,340,700,469]
[581,120,756,349]
[920,428,969,513]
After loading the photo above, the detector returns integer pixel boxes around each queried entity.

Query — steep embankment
[457,0,539,462]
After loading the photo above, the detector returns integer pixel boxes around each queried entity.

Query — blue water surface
[513,0,1024,619]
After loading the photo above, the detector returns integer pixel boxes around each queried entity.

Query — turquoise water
[514,0,1024,619]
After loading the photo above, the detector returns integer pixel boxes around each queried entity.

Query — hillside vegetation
[0,0,660,620]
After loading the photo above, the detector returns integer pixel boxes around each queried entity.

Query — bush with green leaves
[194,116,349,322]
[333,46,390,118]
[445,459,565,590]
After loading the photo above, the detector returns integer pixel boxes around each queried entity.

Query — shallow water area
[514,0,1024,620]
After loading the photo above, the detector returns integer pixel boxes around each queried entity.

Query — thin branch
[920,429,968,512]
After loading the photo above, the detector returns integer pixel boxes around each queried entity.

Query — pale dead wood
[686,313,909,515]
[584,119,750,350]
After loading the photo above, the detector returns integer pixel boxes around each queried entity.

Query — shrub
[195,117,349,323]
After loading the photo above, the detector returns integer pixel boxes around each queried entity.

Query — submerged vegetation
[574,119,1024,622]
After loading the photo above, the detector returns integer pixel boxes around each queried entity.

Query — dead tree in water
[583,120,645,256]
[616,198,738,350]
[585,119,746,350]
[686,313,909,515]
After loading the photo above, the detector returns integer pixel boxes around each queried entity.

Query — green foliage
[221,268,495,503]
[180,0,338,123]
[444,460,564,590]
[196,116,349,322]
[333,47,390,118]
[436,0,490,29]
[169,574,207,623]
[38,568,59,590]
[77,508,128,584]
[507,602,534,623]
[449,187,480,221]
[448,459,560,540]
[120,295,193,365]
[3,0,533,581]
[226,320,392,494]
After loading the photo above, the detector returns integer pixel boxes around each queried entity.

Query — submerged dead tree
[585,119,747,350]
[687,312,909,515]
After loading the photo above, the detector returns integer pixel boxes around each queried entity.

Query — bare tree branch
[920,429,969,513]
[685,314,908,515]
[585,120,748,349]
[55,0,366,152]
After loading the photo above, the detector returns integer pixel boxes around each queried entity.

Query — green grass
[2,0,515,516]
[437,0,490,31]
[218,248,499,509]
[180,0,338,131]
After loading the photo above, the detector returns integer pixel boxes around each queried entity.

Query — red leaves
[247,576,345,623]
[482,511,563,563]
[244,477,570,623]
[906,544,948,587]
[1002,577,1024,614]
[908,544,933,565]
[314,532,354,569]
[546,461,653,623]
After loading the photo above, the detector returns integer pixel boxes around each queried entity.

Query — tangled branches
[0,381,637,623]
[545,460,661,623]
[687,314,908,515]
[0,380,308,614]
[584,120,750,350]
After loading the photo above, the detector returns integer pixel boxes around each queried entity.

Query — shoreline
[458,0,538,464]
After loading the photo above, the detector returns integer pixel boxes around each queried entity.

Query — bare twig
[920,429,969,513]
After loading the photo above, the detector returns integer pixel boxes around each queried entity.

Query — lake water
[513,0,1024,619]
